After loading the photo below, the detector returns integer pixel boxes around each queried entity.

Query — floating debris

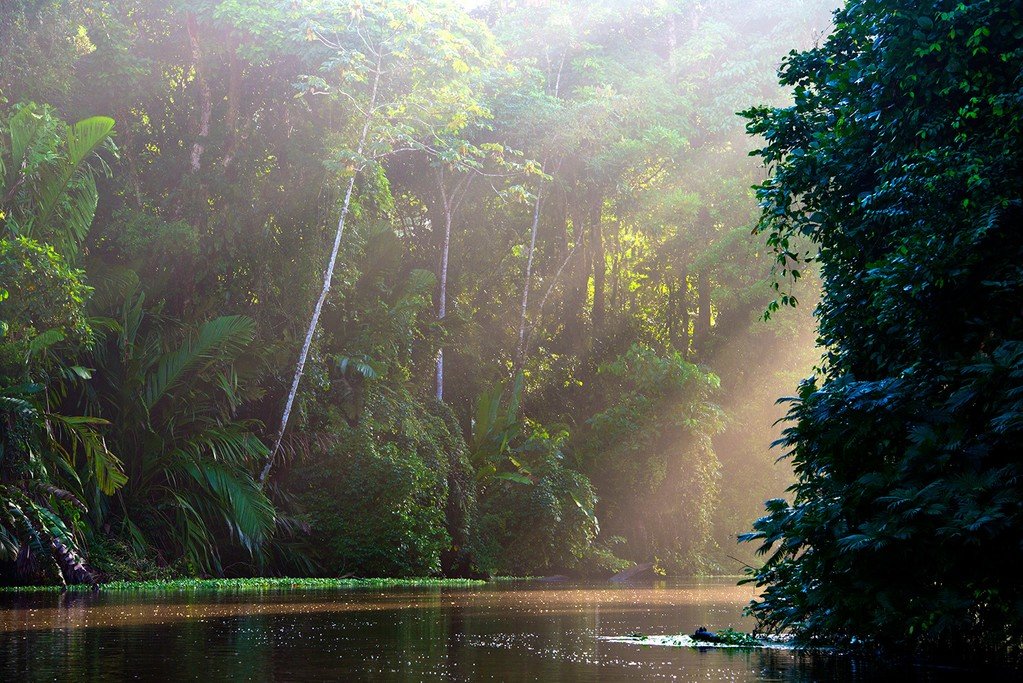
[600,629,796,650]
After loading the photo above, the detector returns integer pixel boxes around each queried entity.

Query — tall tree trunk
[433,170,472,402]
[666,279,676,349]
[667,9,678,80]
[679,267,690,358]
[555,196,569,261]
[185,12,211,174]
[695,269,711,351]
[118,106,143,206]
[222,31,242,172]
[260,57,382,485]
[610,224,622,317]
[515,186,543,368]
[436,204,452,401]
[565,201,589,344]
[590,200,605,335]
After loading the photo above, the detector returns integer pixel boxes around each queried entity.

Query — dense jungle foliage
[0,0,830,585]
[742,0,1023,662]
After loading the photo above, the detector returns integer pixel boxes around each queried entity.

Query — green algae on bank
[0,577,487,594]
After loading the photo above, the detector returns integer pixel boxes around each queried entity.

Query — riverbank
[0,574,746,593]
[0,577,490,593]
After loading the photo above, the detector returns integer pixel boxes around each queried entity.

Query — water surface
[0,579,983,681]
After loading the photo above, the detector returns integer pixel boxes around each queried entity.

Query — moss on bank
[0,577,488,593]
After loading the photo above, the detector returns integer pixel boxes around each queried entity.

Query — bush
[581,344,724,574]
[290,390,458,577]
[0,236,91,363]
[475,424,603,576]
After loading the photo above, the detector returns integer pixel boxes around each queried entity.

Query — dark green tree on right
[741,0,1023,658]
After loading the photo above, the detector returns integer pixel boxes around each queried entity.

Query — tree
[0,102,124,584]
[261,0,499,481]
[0,0,840,584]
[88,290,275,574]
[741,0,1023,658]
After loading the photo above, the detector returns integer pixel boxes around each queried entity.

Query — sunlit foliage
[1,0,830,583]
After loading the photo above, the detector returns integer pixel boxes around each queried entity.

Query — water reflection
[0,580,984,681]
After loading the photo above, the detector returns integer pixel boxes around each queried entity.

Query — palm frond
[49,413,127,495]
[33,115,114,249]
[144,316,256,411]
[4,106,43,200]
[180,456,275,554]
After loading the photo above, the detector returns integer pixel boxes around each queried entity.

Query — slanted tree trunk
[521,242,580,367]
[260,56,382,485]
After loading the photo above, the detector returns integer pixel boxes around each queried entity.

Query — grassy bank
[0,577,489,594]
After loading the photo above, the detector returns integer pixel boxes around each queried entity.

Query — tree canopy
[742,0,1023,659]
[1,0,829,584]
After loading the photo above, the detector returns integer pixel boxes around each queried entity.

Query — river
[0,578,984,681]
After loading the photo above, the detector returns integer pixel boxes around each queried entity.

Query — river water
[0,579,986,681]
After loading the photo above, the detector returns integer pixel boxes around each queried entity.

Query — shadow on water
[0,579,1002,681]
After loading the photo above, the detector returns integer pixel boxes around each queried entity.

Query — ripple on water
[0,580,984,682]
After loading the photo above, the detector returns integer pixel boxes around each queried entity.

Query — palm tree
[89,288,275,573]
[0,102,123,584]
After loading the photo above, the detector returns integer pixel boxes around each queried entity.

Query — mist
[2,0,836,582]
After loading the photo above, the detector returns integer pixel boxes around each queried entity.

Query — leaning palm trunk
[259,176,357,484]
[260,62,382,485]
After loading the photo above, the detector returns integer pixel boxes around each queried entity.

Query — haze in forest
[1,0,835,584]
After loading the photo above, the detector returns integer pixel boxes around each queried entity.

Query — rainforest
[2,0,1023,677]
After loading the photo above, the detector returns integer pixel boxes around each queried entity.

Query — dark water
[0,579,997,681]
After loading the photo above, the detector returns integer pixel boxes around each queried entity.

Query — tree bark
[522,242,580,367]
[610,223,622,317]
[667,8,678,80]
[555,196,569,261]
[694,207,713,352]
[565,200,589,343]
[434,169,471,402]
[679,267,690,358]
[118,106,143,206]
[666,279,676,349]
[436,202,452,401]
